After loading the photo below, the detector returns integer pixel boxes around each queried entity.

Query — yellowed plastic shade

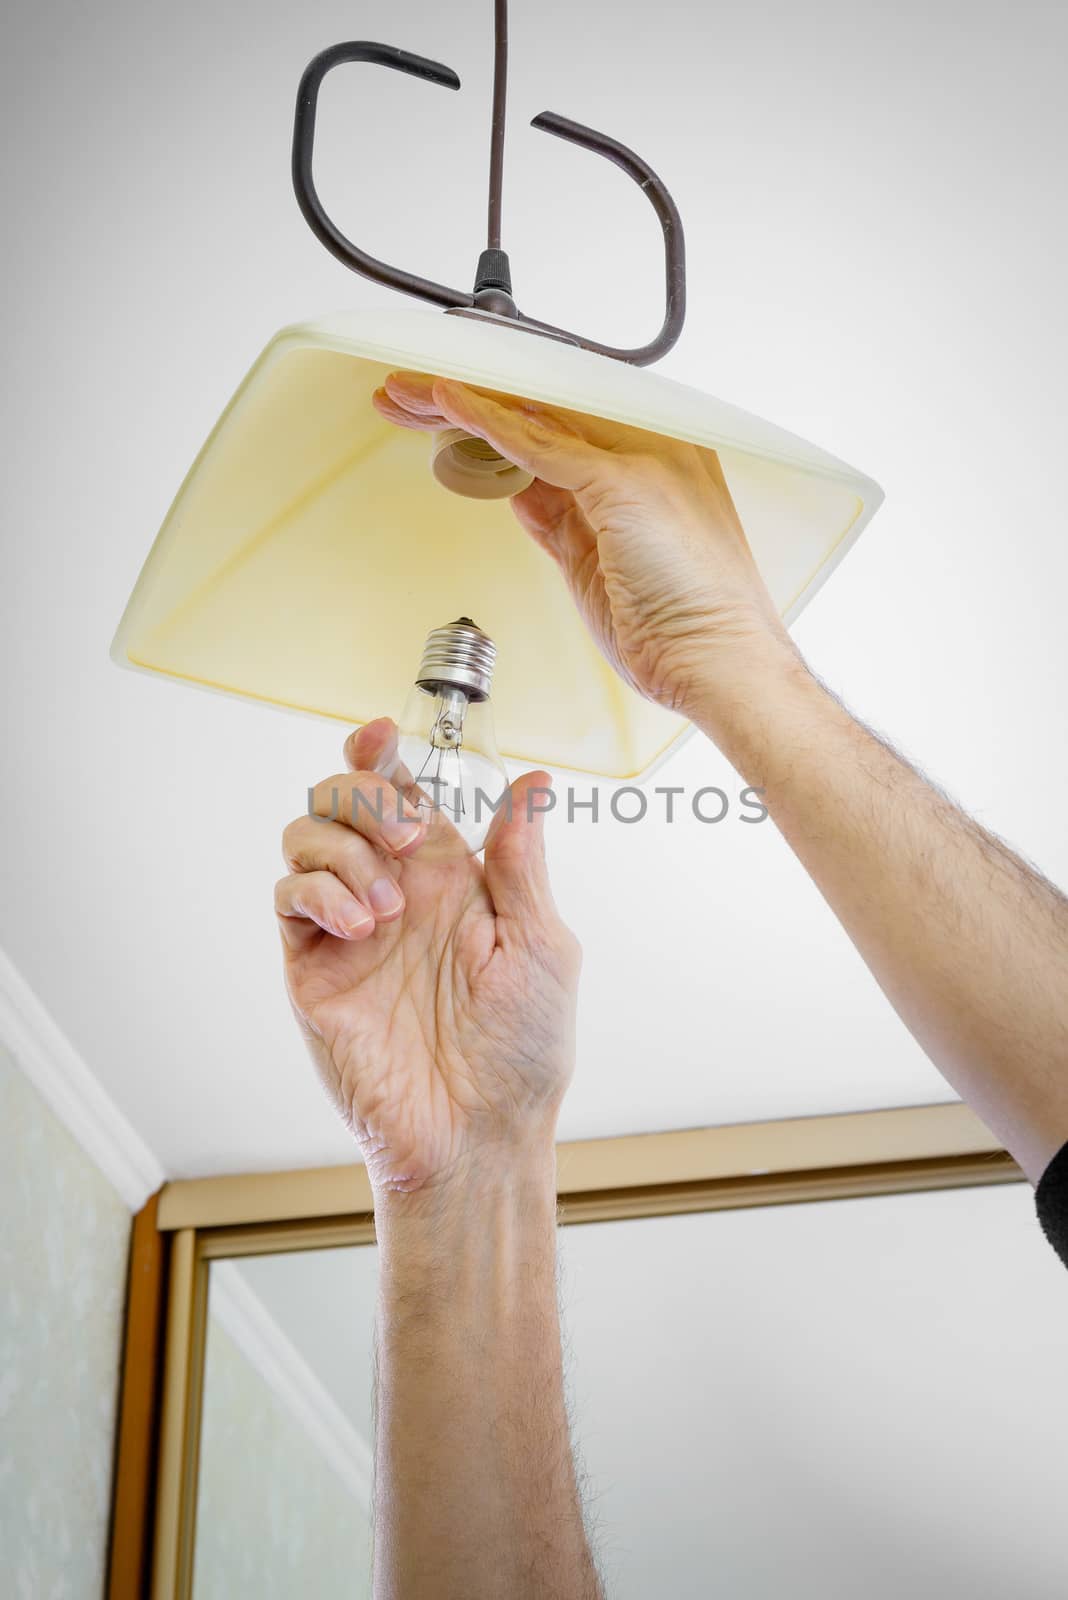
[111,305,882,779]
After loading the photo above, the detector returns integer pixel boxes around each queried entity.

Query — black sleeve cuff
[1035,1139,1068,1270]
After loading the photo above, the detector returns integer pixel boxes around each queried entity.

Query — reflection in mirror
[188,1183,1065,1599]
[193,1246,378,1600]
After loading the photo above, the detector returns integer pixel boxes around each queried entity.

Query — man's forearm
[373,1141,603,1600]
[691,634,1068,1182]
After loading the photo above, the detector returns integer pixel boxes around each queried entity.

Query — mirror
[189,1181,1064,1598]
[193,1245,378,1599]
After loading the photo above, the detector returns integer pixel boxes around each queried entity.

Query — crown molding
[209,1261,373,1509]
[0,943,166,1211]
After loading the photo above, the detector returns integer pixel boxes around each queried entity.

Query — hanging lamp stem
[488,0,508,249]
[473,0,516,310]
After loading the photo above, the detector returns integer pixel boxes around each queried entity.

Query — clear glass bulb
[395,684,509,852]
[379,619,509,853]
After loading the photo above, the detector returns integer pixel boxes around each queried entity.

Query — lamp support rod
[488,0,508,251]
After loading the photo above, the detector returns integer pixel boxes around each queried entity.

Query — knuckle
[308,772,346,812]
[527,917,581,974]
[556,924,583,973]
[518,408,563,450]
[339,836,373,884]
[629,451,673,489]
[525,418,556,449]
[350,769,382,793]
[349,771,391,824]
[281,816,307,865]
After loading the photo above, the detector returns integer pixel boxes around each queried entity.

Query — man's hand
[277,718,601,1599]
[373,371,794,719]
[374,370,1068,1192]
[276,717,580,1197]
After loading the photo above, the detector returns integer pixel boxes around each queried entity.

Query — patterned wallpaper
[193,1315,373,1598]
[0,1038,372,1600]
[0,1038,132,1598]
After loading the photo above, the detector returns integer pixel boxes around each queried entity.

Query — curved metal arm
[517,112,686,366]
[291,37,687,366]
[292,42,474,311]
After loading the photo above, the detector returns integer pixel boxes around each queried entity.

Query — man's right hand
[372,371,797,722]
[375,369,1068,1194]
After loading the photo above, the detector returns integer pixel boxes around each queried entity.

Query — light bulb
[382,617,510,853]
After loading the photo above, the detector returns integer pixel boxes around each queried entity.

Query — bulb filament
[414,689,470,819]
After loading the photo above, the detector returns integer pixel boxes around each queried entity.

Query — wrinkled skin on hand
[276,720,580,1195]
[372,372,791,717]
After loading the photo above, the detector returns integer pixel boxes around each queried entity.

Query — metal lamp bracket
[291,16,686,367]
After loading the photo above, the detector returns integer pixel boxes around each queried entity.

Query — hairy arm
[370,372,1068,1188]
[690,633,1068,1183]
[277,724,599,1598]
[374,1149,602,1600]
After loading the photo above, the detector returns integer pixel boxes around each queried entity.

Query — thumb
[483,770,558,925]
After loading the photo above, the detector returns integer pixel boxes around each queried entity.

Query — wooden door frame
[104,1101,1021,1598]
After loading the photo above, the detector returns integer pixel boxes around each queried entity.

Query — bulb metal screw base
[417,618,497,702]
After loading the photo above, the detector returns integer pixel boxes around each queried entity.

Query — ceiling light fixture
[111,0,882,781]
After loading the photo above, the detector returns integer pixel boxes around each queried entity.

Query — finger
[429,379,604,495]
[282,816,405,922]
[345,717,398,773]
[275,869,376,949]
[483,770,558,926]
[510,478,573,554]
[510,479,597,571]
[308,769,426,857]
[372,386,449,433]
[379,380,601,573]
[341,721,468,855]
[382,370,454,421]
[343,720,422,803]
[385,371,643,455]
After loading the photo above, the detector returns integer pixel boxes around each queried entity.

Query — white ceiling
[2,0,1066,1179]
[219,1185,1068,1597]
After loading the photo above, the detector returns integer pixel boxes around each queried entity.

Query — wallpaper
[193,1315,373,1599]
[0,1038,132,1599]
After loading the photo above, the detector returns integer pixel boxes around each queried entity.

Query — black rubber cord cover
[474,247,513,294]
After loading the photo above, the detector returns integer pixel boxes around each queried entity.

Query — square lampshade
[112,305,882,779]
